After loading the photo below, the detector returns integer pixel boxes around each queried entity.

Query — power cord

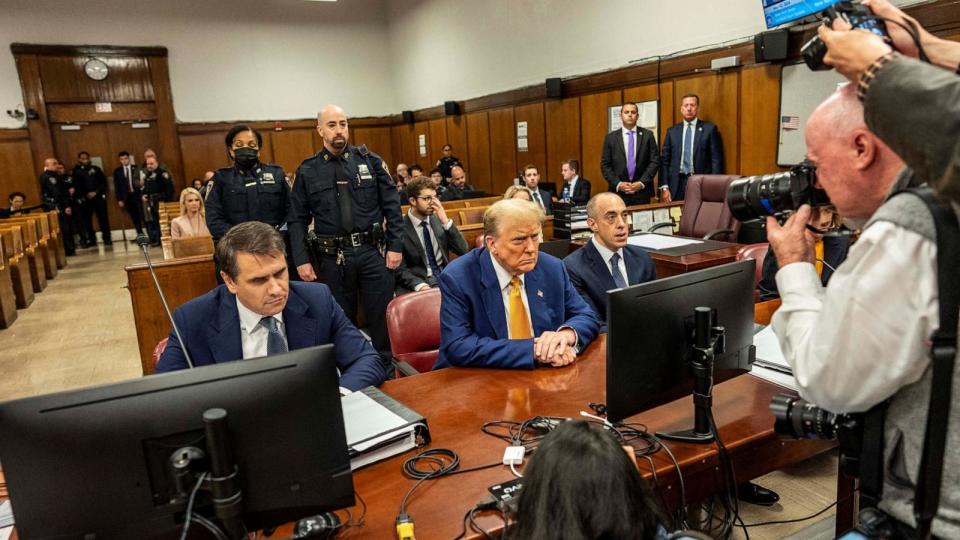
[741,491,856,528]
[179,472,208,540]
[396,448,462,539]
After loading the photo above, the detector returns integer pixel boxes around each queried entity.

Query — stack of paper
[750,325,798,390]
[341,387,430,470]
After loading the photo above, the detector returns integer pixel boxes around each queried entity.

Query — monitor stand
[658,307,724,444]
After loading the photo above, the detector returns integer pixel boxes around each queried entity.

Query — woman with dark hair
[204,125,289,247]
[515,421,696,540]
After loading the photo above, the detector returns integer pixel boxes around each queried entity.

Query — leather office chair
[385,287,442,377]
[152,337,169,371]
[650,174,742,240]
[475,234,485,248]
[736,243,769,302]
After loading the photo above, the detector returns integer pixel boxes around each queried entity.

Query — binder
[341,386,430,470]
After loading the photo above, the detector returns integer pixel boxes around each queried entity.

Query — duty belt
[307,226,383,254]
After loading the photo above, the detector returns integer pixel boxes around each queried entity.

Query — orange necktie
[508,277,532,339]
[814,240,824,278]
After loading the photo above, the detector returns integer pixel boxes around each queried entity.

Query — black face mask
[233,147,259,169]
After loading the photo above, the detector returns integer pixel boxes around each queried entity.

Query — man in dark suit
[156,221,384,392]
[660,94,724,201]
[396,176,469,294]
[436,199,600,370]
[560,159,591,206]
[600,102,661,205]
[522,164,553,214]
[112,151,143,237]
[564,193,656,323]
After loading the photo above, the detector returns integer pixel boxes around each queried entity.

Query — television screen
[763,0,840,27]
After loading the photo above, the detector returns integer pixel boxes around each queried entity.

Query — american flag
[781,115,800,130]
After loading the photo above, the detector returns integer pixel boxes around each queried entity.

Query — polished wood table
[269,334,832,539]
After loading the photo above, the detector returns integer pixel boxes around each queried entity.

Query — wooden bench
[172,236,214,259]
[125,255,218,375]
[0,219,45,293]
[0,226,34,309]
[0,235,17,328]
[44,211,66,269]
[3,216,56,280]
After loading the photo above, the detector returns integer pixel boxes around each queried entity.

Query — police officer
[72,151,112,246]
[56,160,88,248]
[141,156,173,245]
[38,158,76,256]
[288,104,403,378]
[205,125,289,248]
[436,144,462,183]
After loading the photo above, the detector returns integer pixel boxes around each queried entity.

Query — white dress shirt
[771,221,938,413]
[236,298,286,360]
[489,252,533,338]
[591,236,628,286]
[407,210,452,278]
[679,118,699,174]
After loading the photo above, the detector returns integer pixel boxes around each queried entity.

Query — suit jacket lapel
[210,289,243,362]
[693,123,705,164]
[623,248,644,286]
[479,251,509,339]
[429,216,448,263]
[403,215,421,264]
[283,288,319,350]
[524,266,552,335]
[584,242,617,290]
[615,130,627,161]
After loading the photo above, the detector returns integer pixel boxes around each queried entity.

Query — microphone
[137,233,194,368]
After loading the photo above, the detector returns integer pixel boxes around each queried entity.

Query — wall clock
[84,58,109,81]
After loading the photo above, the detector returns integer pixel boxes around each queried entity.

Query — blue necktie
[626,131,636,180]
[681,123,694,174]
[421,221,443,277]
[610,252,627,289]
[260,317,288,355]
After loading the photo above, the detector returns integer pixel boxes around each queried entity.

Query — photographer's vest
[865,174,960,538]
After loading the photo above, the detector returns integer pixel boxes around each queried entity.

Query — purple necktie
[626,131,636,180]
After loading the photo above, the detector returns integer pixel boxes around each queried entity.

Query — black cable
[468,507,496,540]
[399,448,461,514]
[193,515,231,540]
[742,491,857,528]
[179,472,207,540]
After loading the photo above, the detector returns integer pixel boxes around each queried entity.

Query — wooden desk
[125,255,217,375]
[274,335,831,539]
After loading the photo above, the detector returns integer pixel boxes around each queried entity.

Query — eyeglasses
[416,196,438,202]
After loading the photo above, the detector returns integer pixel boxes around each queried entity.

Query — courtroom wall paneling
[544,97,582,194]
[179,132,229,188]
[465,111,492,194]
[445,115,469,174]
[271,128,320,175]
[513,102,547,188]
[409,121,430,170]
[37,55,154,103]
[0,131,40,205]
[579,89,623,189]
[351,126,395,172]
[673,71,740,175]
[487,107,517,196]
[739,64,783,176]
[428,118,448,171]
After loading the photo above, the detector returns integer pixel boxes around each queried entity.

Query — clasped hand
[534,328,577,367]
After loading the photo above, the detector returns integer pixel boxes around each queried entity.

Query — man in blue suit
[436,199,600,370]
[521,164,553,215]
[156,222,385,392]
[564,193,657,324]
[660,94,724,201]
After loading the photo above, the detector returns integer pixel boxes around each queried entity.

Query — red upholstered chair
[386,287,442,377]
[152,337,169,371]
[653,174,742,240]
[736,243,770,302]
[475,234,485,248]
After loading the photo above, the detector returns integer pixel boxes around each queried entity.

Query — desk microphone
[137,233,194,368]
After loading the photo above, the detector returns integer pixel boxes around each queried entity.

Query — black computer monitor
[0,345,354,539]
[606,260,756,422]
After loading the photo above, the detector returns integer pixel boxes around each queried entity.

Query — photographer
[818,0,960,204]
[767,82,958,537]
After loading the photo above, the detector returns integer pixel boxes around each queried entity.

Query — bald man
[287,104,403,379]
[38,157,75,255]
[765,84,960,535]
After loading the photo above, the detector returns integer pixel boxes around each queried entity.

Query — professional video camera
[802,1,891,71]
[726,161,831,222]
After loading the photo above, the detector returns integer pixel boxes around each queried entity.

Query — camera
[802,1,891,71]
[770,394,867,476]
[726,161,831,222]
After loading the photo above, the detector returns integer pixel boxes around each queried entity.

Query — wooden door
[52,121,161,232]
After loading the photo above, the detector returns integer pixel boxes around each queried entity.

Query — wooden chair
[463,196,500,207]
[172,236,215,259]
[459,206,488,225]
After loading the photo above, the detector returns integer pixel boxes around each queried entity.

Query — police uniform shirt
[206,162,288,240]
[287,144,404,266]
[436,156,462,179]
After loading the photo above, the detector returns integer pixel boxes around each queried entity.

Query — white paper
[94,102,112,113]
[639,101,658,128]
[516,121,528,137]
[609,105,623,132]
[753,325,789,370]
[418,134,426,145]
[632,211,654,232]
[517,137,528,151]
[652,208,670,223]
[341,391,408,446]
[750,367,798,391]
[627,234,701,250]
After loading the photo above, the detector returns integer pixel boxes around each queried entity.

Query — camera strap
[896,187,960,540]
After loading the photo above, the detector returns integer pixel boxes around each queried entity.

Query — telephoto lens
[770,394,841,439]
[726,162,830,222]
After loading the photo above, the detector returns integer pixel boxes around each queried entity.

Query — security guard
[38,158,76,256]
[141,156,174,245]
[436,144,463,182]
[288,104,403,378]
[205,125,289,243]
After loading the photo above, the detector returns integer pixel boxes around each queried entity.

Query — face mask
[234,147,259,169]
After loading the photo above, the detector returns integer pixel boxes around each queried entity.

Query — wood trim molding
[13,53,55,172]
[10,43,168,57]
[146,56,184,182]
[47,102,157,124]
[0,129,31,142]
